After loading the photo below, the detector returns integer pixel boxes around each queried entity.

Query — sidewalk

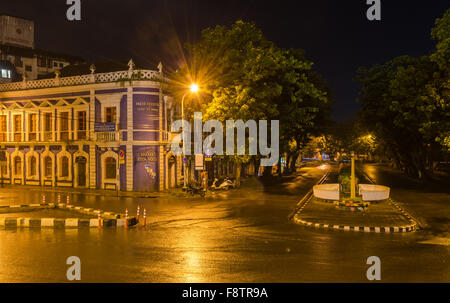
[0,183,184,199]
[0,176,261,199]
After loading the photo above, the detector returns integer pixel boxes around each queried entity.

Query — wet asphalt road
[0,164,448,282]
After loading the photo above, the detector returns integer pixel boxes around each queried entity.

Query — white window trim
[40,148,55,186]
[101,150,119,190]
[56,147,72,181]
[0,151,10,180]
[11,111,25,142]
[57,110,72,141]
[0,113,9,142]
[10,149,24,179]
[40,110,54,142]
[74,107,88,140]
[25,149,39,180]
[26,111,39,141]
[73,148,89,188]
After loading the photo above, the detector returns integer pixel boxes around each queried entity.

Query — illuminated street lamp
[181,83,199,188]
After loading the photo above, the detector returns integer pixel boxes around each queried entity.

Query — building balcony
[0,68,162,92]
[95,132,118,142]
[0,131,94,143]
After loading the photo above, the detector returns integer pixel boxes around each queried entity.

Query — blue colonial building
[0,60,181,191]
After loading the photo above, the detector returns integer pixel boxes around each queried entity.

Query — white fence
[0,69,161,92]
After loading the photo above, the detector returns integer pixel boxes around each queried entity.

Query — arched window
[0,161,6,176]
[60,156,69,177]
[14,156,22,175]
[44,156,52,178]
[29,155,36,176]
[105,157,116,179]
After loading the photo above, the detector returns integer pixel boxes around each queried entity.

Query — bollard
[57,194,61,204]
[42,195,46,204]
[137,205,140,222]
[66,195,70,205]
[125,208,128,229]
[143,208,147,227]
[98,210,102,229]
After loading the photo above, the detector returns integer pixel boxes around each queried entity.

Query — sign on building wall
[195,154,204,170]
[133,94,159,130]
[119,149,125,165]
[94,122,116,132]
[133,146,159,191]
[0,16,34,49]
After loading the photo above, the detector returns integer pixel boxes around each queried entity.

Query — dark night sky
[1,0,448,121]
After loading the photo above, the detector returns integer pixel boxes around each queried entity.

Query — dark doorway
[168,156,176,188]
[76,156,87,187]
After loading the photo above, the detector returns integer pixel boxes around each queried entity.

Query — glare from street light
[190,83,199,93]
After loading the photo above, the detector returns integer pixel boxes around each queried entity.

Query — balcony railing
[0,69,161,92]
[95,132,118,142]
[28,133,37,141]
[77,130,87,140]
[43,131,53,141]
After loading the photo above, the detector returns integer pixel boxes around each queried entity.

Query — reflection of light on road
[364,165,377,181]
[180,231,206,283]
[318,164,329,170]
[184,251,201,282]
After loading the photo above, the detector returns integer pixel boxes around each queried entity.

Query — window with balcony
[15,56,23,67]
[28,114,37,141]
[60,112,69,140]
[13,115,22,142]
[60,156,69,177]
[43,113,53,141]
[28,156,37,176]
[77,111,86,139]
[1,69,11,78]
[105,107,116,123]
[0,115,7,142]
[105,157,116,179]
[44,156,52,178]
[37,57,46,67]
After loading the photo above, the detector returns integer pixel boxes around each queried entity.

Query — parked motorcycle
[211,177,236,191]
[186,183,206,197]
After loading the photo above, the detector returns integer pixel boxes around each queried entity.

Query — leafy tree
[170,21,331,184]
[355,8,450,178]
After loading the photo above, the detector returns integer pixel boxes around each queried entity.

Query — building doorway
[168,156,176,188]
[75,156,87,187]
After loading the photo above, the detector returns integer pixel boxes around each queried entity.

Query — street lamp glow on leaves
[190,83,199,93]
[181,83,200,188]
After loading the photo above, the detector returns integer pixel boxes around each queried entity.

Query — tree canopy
[355,8,450,178]
[169,20,332,180]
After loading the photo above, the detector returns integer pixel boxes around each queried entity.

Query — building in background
[0,15,83,82]
[0,60,181,191]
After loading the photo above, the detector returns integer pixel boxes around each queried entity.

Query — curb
[291,171,419,233]
[358,168,421,229]
[0,203,137,229]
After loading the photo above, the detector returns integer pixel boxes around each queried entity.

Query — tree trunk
[235,162,241,187]
[289,151,300,173]
[262,165,272,178]
[254,157,261,177]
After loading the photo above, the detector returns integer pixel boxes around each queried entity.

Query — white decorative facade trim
[40,147,55,186]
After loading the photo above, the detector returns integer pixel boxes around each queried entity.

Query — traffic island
[292,195,418,233]
[0,203,137,229]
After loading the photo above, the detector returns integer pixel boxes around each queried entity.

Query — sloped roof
[0,44,84,62]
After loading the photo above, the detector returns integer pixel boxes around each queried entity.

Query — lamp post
[350,152,356,199]
[181,83,199,188]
